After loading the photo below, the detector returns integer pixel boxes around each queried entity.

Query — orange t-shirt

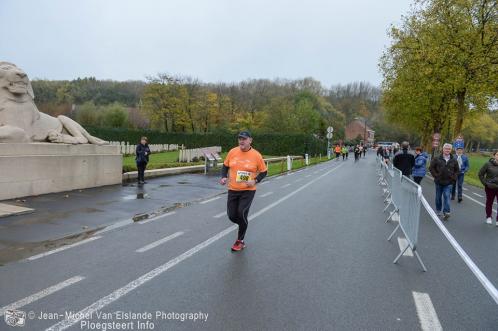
[223,147,267,191]
[334,146,341,153]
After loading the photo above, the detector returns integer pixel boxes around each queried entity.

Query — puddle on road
[177,181,191,185]
[122,193,149,200]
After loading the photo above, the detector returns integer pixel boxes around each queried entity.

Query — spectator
[451,148,469,203]
[393,141,415,177]
[376,146,384,157]
[429,143,460,220]
[478,151,498,225]
[135,136,151,185]
[412,147,428,184]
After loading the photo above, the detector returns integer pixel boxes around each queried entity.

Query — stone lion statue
[0,61,106,144]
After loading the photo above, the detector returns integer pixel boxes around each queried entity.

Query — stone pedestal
[0,143,122,201]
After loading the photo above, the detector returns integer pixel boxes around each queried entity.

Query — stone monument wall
[0,143,122,200]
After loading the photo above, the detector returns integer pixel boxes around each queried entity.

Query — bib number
[236,170,251,183]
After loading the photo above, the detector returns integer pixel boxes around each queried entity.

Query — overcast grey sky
[0,0,412,86]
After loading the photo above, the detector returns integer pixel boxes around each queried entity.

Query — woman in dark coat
[479,151,498,225]
[135,136,151,184]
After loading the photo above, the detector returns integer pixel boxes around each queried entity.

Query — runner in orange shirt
[220,131,267,252]
[334,144,342,160]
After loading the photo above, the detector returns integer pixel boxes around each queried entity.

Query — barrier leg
[393,244,409,264]
[385,209,397,223]
[383,198,393,211]
[387,223,400,241]
[413,250,428,272]
[383,194,389,204]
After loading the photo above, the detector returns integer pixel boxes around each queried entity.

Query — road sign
[326,132,333,139]
[327,126,334,133]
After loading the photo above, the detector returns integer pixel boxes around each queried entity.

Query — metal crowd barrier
[376,158,498,304]
[384,167,402,223]
[376,157,427,272]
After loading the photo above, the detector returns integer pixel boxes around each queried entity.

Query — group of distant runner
[334,144,367,162]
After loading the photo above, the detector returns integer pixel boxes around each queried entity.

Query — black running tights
[227,190,256,241]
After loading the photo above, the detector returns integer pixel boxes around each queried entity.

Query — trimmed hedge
[87,127,327,156]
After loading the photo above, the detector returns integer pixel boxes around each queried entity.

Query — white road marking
[295,178,303,182]
[421,196,498,305]
[200,196,221,204]
[259,192,273,198]
[95,219,133,235]
[305,174,311,178]
[473,192,484,198]
[281,184,291,188]
[135,232,184,253]
[213,211,226,218]
[0,276,85,317]
[463,187,468,191]
[412,291,442,331]
[138,211,176,224]
[260,181,269,185]
[462,194,496,214]
[275,176,284,180]
[397,237,413,257]
[45,163,344,331]
[25,236,102,261]
[45,226,236,331]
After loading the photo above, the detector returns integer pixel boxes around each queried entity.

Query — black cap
[238,131,252,138]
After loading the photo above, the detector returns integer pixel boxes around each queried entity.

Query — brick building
[345,119,375,144]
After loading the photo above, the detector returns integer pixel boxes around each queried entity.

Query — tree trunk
[454,90,466,138]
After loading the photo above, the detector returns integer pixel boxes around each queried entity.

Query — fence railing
[179,146,222,163]
[107,141,181,155]
[377,156,427,271]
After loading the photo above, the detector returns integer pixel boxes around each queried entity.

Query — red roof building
[345,119,375,144]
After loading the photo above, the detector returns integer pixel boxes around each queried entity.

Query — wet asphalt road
[0,173,225,263]
[0,154,497,330]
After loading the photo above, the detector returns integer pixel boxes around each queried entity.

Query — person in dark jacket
[377,146,384,157]
[354,145,360,162]
[412,147,428,184]
[429,143,460,220]
[478,151,498,225]
[451,147,469,203]
[393,141,415,177]
[135,136,151,184]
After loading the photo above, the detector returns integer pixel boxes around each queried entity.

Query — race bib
[236,170,251,183]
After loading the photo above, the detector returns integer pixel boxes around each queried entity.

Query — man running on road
[220,131,267,252]
[334,144,342,161]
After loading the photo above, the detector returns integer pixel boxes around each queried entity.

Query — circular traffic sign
[327,126,334,133]
[326,132,333,139]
